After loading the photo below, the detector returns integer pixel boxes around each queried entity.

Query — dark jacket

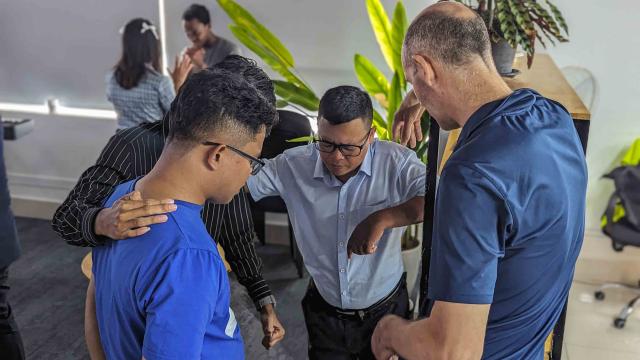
[0,125,21,268]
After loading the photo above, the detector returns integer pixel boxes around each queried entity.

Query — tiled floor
[563,282,640,359]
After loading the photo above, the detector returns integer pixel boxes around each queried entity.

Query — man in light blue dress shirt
[247,86,426,359]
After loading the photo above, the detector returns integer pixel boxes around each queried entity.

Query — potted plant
[454,0,569,74]
[353,0,428,304]
[217,0,320,114]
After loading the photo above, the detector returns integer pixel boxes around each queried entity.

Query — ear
[205,144,226,171]
[412,54,436,87]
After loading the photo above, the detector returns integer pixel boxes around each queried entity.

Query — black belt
[309,273,406,321]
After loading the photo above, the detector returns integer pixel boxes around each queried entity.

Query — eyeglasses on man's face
[201,141,265,175]
[314,129,372,157]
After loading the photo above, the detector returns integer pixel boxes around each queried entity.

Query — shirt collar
[455,88,539,150]
[312,141,375,186]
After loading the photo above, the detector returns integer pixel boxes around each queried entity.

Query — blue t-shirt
[92,179,244,360]
[429,89,587,359]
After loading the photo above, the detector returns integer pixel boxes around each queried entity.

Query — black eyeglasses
[201,141,265,175]
[314,129,372,157]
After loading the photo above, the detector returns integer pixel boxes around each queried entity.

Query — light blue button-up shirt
[247,140,426,309]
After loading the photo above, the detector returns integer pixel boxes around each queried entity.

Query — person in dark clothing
[0,125,25,360]
[181,4,241,71]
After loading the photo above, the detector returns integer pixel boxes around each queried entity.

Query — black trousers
[0,266,25,360]
[302,277,410,360]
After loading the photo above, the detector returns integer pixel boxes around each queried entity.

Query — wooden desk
[420,54,591,360]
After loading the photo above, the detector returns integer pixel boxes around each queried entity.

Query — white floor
[564,282,640,359]
[563,231,640,359]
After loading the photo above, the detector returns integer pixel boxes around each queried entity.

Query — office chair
[250,109,313,278]
[594,139,640,329]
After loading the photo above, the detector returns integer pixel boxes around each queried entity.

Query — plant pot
[401,223,422,303]
[491,38,516,75]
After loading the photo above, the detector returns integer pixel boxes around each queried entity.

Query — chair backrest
[561,66,598,111]
[262,110,313,159]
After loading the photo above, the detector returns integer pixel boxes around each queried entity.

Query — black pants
[302,277,409,360]
[0,266,25,360]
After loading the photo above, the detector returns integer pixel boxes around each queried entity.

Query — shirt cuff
[256,295,277,311]
[81,207,107,247]
[246,277,275,310]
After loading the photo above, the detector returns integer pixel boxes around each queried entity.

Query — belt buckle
[357,310,366,321]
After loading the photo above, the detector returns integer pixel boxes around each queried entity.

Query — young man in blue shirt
[87,68,277,359]
[372,3,587,360]
[247,86,426,359]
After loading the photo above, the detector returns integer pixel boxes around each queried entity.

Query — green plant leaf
[274,80,320,111]
[386,72,402,134]
[390,1,408,87]
[228,25,298,84]
[545,0,569,35]
[372,109,389,140]
[276,99,289,108]
[287,135,314,144]
[217,0,294,68]
[354,54,390,102]
[365,0,396,73]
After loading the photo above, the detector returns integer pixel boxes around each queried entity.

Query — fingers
[413,118,423,142]
[120,203,177,222]
[392,119,404,143]
[408,130,417,149]
[402,114,415,146]
[119,198,174,211]
[120,214,169,231]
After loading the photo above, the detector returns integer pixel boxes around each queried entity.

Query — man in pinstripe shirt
[52,56,284,349]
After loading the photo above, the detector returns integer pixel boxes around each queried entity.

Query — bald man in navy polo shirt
[372,2,587,360]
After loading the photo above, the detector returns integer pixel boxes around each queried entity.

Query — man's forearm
[216,189,275,309]
[85,277,106,360]
[375,196,425,230]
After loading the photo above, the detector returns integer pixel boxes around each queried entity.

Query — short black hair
[182,4,210,25]
[166,69,277,148]
[214,55,276,107]
[404,7,491,67]
[318,86,373,126]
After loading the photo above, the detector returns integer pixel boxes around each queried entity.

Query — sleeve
[427,164,511,304]
[396,151,427,200]
[51,134,132,247]
[158,75,176,114]
[229,41,242,56]
[246,156,284,201]
[139,249,221,359]
[206,189,275,306]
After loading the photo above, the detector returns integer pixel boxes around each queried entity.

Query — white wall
[0,0,158,109]
[2,0,638,233]
[545,0,640,232]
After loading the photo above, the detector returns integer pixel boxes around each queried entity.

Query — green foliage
[218,0,319,111]
[354,0,429,162]
[455,0,569,67]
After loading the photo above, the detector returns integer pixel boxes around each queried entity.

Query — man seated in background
[182,3,241,71]
[87,69,277,359]
[247,86,426,359]
[52,56,284,350]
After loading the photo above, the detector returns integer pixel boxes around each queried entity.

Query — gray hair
[403,9,492,67]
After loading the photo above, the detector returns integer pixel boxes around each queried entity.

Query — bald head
[403,1,492,68]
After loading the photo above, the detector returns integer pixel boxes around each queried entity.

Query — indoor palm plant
[217,0,320,114]
[354,0,426,302]
[455,0,569,74]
